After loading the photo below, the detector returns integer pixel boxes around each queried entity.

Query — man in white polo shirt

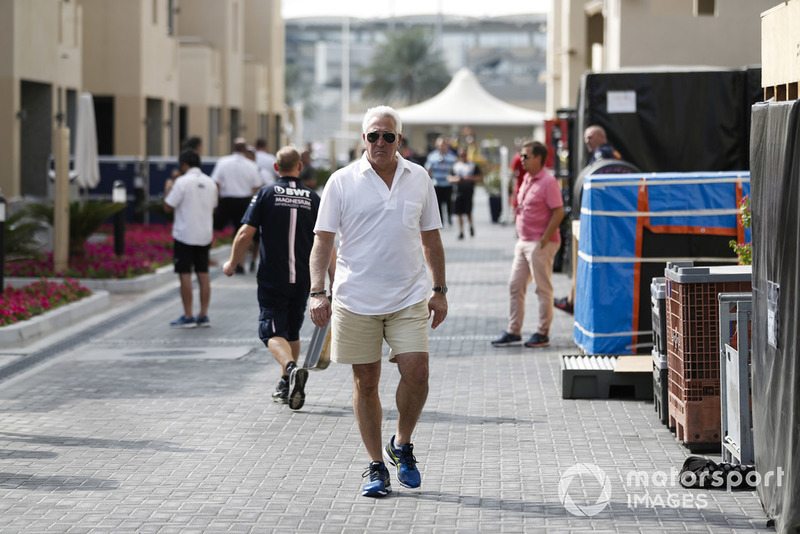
[164,149,218,328]
[308,106,448,498]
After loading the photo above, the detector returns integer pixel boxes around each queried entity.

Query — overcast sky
[282,0,550,20]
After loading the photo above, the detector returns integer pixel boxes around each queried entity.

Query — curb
[0,290,111,348]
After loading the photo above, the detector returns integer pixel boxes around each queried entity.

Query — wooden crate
[762,1,800,101]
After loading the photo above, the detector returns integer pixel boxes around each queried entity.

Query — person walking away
[492,140,564,348]
[447,148,482,239]
[211,138,262,273]
[255,138,279,187]
[308,106,448,498]
[298,149,317,189]
[425,137,457,227]
[163,149,218,328]
[222,146,334,410]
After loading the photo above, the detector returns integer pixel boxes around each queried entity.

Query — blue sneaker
[383,435,421,488]
[170,315,196,328]
[196,315,211,328]
[361,461,392,497]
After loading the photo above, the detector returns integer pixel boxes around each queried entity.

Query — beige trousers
[506,239,559,336]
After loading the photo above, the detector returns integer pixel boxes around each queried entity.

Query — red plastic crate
[664,263,751,447]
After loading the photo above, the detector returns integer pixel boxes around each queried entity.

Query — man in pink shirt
[492,140,564,348]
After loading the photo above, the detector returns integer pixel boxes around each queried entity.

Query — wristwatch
[432,285,448,295]
[309,289,327,297]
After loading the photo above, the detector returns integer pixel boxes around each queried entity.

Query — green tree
[360,28,450,105]
[285,63,318,119]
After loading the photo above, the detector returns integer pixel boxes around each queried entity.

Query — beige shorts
[331,300,430,365]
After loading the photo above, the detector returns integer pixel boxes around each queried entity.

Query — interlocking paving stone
[0,190,772,532]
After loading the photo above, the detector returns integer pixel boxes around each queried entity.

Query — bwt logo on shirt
[274,186,310,198]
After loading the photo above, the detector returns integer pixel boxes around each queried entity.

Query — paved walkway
[0,189,770,533]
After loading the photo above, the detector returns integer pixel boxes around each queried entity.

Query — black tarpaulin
[578,67,762,173]
[750,99,800,534]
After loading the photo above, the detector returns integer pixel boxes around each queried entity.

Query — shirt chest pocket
[402,201,422,230]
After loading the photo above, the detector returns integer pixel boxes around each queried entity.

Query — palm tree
[360,28,451,105]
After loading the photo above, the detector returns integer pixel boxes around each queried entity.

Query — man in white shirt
[308,106,448,498]
[255,138,279,186]
[164,149,218,328]
[211,138,263,272]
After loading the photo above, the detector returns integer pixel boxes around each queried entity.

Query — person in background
[425,137,457,227]
[553,125,622,314]
[509,147,526,213]
[181,136,203,155]
[584,125,622,165]
[223,146,334,410]
[211,138,262,273]
[448,148,482,240]
[255,138,279,187]
[492,140,564,349]
[298,148,317,190]
[163,149,218,328]
[309,106,447,498]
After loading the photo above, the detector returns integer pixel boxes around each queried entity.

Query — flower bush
[729,195,752,266]
[4,224,234,279]
[0,279,91,327]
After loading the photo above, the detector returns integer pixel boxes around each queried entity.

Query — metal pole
[112,181,126,256]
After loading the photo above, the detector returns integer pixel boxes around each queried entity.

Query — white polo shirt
[165,167,218,246]
[315,152,442,315]
[211,153,262,198]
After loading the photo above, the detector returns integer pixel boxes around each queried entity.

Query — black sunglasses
[520,153,530,160]
[366,131,397,144]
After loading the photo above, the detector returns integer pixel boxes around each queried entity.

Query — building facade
[547,0,777,116]
[0,0,285,201]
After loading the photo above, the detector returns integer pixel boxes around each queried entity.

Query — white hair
[362,106,403,135]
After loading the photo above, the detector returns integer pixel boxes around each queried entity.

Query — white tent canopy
[395,68,545,127]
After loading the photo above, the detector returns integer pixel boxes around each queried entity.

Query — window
[695,0,715,16]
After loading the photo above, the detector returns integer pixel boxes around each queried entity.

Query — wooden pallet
[764,82,800,102]
[761,0,800,101]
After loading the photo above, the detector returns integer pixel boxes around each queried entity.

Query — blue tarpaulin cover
[574,172,750,354]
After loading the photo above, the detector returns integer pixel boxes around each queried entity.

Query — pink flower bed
[1,224,234,326]
[4,224,234,279]
[0,279,91,327]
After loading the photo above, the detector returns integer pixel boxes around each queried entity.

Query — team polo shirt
[164,167,218,246]
[515,168,563,243]
[315,152,442,315]
[241,177,320,293]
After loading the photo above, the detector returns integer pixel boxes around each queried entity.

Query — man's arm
[539,206,565,248]
[421,229,448,329]
[309,231,336,327]
[222,224,256,276]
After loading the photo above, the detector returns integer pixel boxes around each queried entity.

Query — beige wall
[1,0,285,196]
[548,0,776,113]
[0,0,83,199]
[80,0,180,155]
[243,61,268,141]
[608,0,771,70]
[180,0,245,152]
[244,0,286,150]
